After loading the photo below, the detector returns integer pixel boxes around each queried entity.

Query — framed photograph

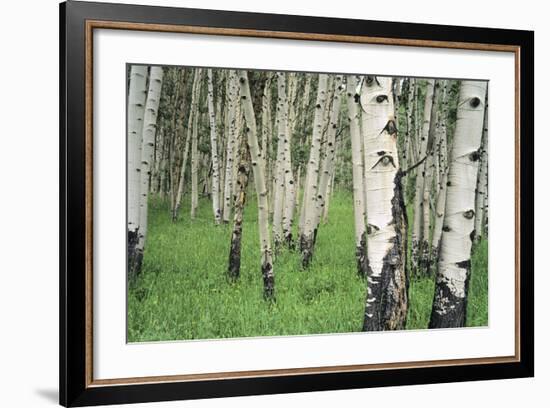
[60,0,534,406]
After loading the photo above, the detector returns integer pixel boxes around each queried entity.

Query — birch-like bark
[282,73,297,248]
[227,133,250,280]
[431,81,450,262]
[189,69,203,219]
[419,80,442,275]
[474,98,489,243]
[322,173,334,224]
[261,76,272,185]
[238,70,275,300]
[361,75,408,331]
[172,72,196,221]
[411,79,435,276]
[300,74,329,267]
[222,70,239,223]
[315,75,343,231]
[429,81,487,328]
[127,65,148,281]
[345,75,367,278]
[272,72,287,250]
[206,69,221,224]
[133,66,164,277]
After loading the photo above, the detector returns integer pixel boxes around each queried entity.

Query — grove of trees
[127,64,489,337]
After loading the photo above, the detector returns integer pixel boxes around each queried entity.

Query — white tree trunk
[345,75,367,278]
[190,69,203,219]
[431,80,450,262]
[360,75,408,331]
[430,81,487,328]
[282,73,297,248]
[411,79,435,276]
[315,75,343,231]
[227,133,250,280]
[206,69,221,224]
[474,98,489,242]
[272,72,288,250]
[127,65,148,280]
[135,66,164,275]
[419,80,442,275]
[300,74,329,267]
[238,70,275,299]
[222,70,239,223]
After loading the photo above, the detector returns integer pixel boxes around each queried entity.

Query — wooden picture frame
[60,1,534,406]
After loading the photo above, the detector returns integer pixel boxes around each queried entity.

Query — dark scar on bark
[371,155,396,169]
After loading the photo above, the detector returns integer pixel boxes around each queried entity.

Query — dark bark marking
[363,171,408,331]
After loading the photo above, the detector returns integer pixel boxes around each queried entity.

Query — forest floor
[128,192,488,342]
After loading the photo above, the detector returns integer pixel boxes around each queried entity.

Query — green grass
[128,191,488,342]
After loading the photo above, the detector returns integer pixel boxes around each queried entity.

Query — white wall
[0,1,545,407]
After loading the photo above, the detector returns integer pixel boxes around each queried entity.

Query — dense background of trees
[127,65,489,340]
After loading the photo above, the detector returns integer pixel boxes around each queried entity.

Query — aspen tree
[411,79,435,276]
[172,72,196,221]
[222,70,239,223]
[238,70,275,299]
[206,69,221,224]
[272,72,287,250]
[190,69,203,219]
[419,80,442,275]
[168,69,184,219]
[474,98,489,243]
[282,73,298,248]
[429,81,487,328]
[431,81,450,261]
[132,66,164,278]
[315,75,343,231]
[361,75,408,331]
[345,75,367,278]
[127,65,148,280]
[300,74,328,267]
[228,132,250,280]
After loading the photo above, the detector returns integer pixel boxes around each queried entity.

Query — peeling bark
[360,76,408,331]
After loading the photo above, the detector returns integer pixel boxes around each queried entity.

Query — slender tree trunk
[261,76,272,196]
[322,173,334,224]
[431,81,450,263]
[190,69,203,219]
[238,70,275,300]
[133,66,164,277]
[300,74,329,267]
[272,72,287,251]
[411,79,435,276]
[222,70,239,223]
[172,72,196,221]
[474,98,489,243]
[315,75,343,231]
[127,65,148,281]
[419,80,442,275]
[345,75,368,278]
[206,69,222,224]
[361,75,408,331]
[227,134,250,280]
[282,73,298,248]
[429,81,487,328]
